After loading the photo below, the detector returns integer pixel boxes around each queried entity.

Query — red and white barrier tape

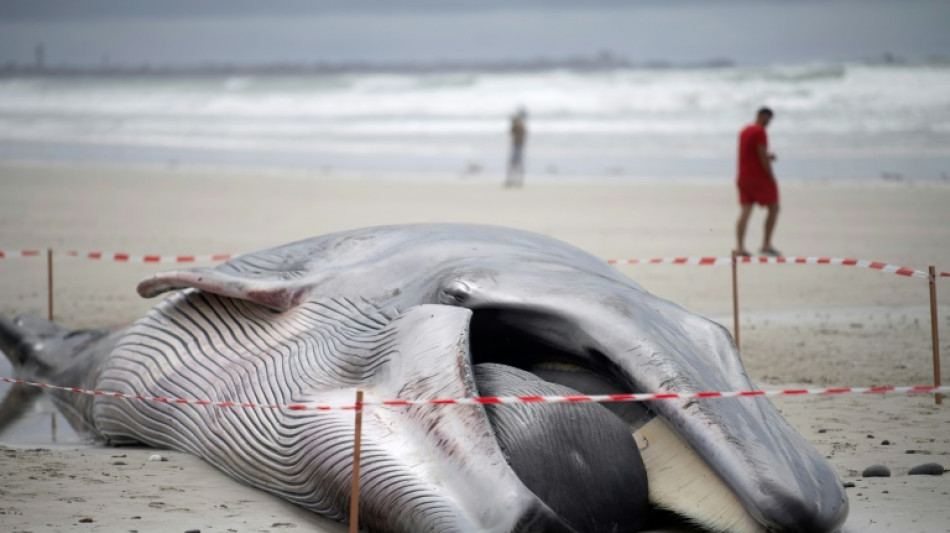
[0,249,43,259]
[3,249,949,278]
[607,256,935,279]
[63,250,233,264]
[2,377,946,411]
[0,249,233,263]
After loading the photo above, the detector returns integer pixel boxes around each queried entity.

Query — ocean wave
[1,63,948,179]
[726,63,848,82]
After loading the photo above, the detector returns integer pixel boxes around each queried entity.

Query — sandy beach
[1,162,948,532]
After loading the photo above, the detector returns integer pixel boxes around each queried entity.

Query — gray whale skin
[0,224,847,533]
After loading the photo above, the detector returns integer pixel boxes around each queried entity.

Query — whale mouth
[467,306,657,432]
[464,305,848,533]
[469,307,618,377]
[463,307,651,533]
[467,306,711,531]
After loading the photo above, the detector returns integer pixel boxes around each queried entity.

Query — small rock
[112,461,127,466]
[78,517,94,523]
[908,463,945,476]
[149,454,167,462]
[817,429,827,434]
[185,529,201,533]
[843,482,856,488]
[881,440,890,445]
[866,434,874,439]
[862,465,891,477]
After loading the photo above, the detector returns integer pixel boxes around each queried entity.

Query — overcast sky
[2,0,949,67]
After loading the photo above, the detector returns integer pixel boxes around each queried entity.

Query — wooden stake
[47,248,54,321]
[732,250,740,352]
[929,266,942,405]
[349,390,364,533]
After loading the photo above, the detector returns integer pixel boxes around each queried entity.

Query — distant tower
[35,43,45,70]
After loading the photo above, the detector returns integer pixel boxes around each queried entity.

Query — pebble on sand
[861,465,891,477]
[908,463,945,476]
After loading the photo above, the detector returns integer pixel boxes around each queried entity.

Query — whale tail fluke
[0,313,121,439]
[0,313,56,435]
[0,313,45,434]
[0,312,34,367]
[0,313,112,380]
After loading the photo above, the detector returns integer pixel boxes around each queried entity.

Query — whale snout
[753,479,849,533]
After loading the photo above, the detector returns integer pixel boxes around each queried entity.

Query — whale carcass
[0,224,848,532]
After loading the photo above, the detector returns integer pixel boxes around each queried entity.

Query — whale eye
[438,280,471,306]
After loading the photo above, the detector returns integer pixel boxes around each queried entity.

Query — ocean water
[1,62,948,181]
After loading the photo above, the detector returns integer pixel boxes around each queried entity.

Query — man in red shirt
[735,107,780,257]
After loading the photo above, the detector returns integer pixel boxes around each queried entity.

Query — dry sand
[1,162,948,532]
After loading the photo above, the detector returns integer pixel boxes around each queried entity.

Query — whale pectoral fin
[137,268,309,312]
[365,305,572,532]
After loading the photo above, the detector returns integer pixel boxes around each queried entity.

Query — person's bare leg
[762,202,780,252]
[736,204,754,254]
[505,162,517,188]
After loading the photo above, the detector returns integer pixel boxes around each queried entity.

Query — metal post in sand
[47,248,54,321]
[349,389,364,532]
[929,267,942,405]
[732,250,740,352]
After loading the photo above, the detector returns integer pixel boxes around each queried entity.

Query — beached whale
[0,224,848,532]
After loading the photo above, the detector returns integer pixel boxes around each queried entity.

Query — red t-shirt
[737,124,769,183]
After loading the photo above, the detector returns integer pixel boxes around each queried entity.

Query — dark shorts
[738,177,779,206]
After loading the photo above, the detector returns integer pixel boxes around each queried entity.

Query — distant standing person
[505,109,528,188]
[735,107,780,257]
